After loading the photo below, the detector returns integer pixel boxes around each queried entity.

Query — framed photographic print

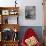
[25,6,36,19]
[2,10,9,15]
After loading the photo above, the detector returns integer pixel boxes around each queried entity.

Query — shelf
[1,40,19,46]
[1,14,19,16]
[2,40,19,43]
[0,7,19,24]
[0,7,19,10]
[0,7,19,46]
[1,15,18,24]
[0,24,20,32]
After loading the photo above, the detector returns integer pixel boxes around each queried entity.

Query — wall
[18,0,44,26]
[0,0,44,26]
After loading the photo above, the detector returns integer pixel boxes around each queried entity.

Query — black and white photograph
[25,6,36,19]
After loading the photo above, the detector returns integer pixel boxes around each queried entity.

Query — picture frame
[25,6,36,19]
[2,10,9,15]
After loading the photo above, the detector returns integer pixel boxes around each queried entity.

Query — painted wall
[0,0,44,26]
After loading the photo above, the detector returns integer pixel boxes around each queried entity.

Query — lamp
[15,0,17,7]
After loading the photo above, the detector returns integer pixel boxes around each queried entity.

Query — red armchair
[21,28,41,46]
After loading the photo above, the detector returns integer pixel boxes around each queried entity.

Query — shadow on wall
[18,26,44,44]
